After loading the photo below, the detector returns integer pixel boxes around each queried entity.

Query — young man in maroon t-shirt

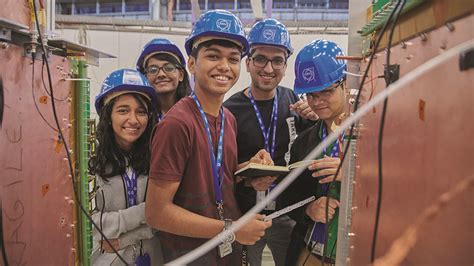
[145,10,272,265]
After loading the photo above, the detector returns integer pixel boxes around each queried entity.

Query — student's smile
[111,94,149,151]
[189,44,241,95]
[211,73,233,84]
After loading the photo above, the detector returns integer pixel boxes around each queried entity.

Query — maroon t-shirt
[149,97,242,265]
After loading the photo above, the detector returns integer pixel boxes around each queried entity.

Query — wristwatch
[221,219,236,244]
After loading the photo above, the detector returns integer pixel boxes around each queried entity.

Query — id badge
[256,191,276,210]
[134,253,151,266]
[218,242,232,258]
[304,224,324,256]
[311,243,324,256]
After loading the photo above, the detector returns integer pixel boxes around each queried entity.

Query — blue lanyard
[122,169,138,207]
[190,94,226,219]
[320,124,344,193]
[308,123,345,248]
[157,113,164,123]
[248,88,278,159]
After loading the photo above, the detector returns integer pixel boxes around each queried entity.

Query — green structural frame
[358,0,427,36]
[72,59,92,266]
[373,0,392,15]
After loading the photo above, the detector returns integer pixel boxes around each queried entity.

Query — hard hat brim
[136,43,185,73]
[95,84,158,114]
[185,32,249,57]
[249,43,293,57]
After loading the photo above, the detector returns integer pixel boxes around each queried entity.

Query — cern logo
[216,19,231,32]
[280,32,288,45]
[302,67,315,82]
[263,29,276,41]
[123,71,144,85]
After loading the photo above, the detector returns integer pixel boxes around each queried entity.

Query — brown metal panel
[1,1,76,264]
[0,0,30,27]
[349,15,474,265]
[378,0,474,51]
[0,42,75,265]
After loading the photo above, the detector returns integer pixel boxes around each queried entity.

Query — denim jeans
[246,215,296,266]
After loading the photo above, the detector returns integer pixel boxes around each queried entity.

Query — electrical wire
[99,190,105,251]
[312,1,405,265]
[0,78,4,128]
[31,1,127,264]
[372,0,407,262]
[0,80,7,265]
[41,61,69,101]
[366,69,385,103]
[1,199,9,266]
[32,58,59,132]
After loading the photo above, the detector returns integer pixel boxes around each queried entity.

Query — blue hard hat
[294,39,346,94]
[95,69,158,113]
[184,9,249,56]
[248,18,293,56]
[136,38,186,74]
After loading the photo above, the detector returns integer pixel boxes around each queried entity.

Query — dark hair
[248,49,257,58]
[88,93,156,180]
[146,53,192,110]
[190,39,244,59]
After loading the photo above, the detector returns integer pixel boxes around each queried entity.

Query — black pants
[285,223,307,266]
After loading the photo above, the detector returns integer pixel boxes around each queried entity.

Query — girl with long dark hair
[89,69,163,265]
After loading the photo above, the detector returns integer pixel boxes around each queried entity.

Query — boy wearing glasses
[145,10,272,264]
[224,19,316,266]
[283,39,348,265]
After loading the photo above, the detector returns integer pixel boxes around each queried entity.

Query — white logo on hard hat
[263,29,276,41]
[281,32,288,45]
[302,67,315,82]
[216,19,231,32]
[123,70,144,86]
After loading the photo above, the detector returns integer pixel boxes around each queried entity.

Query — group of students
[89,9,349,266]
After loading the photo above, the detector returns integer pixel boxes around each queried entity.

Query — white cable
[350,89,360,95]
[167,39,474,265]
[62,78,90,81]
[343,70,363,77]
[61,78,103,85]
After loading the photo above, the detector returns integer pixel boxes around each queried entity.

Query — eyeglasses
[145,63,180,75]
[250,55,287,70]
[306,82,343,100]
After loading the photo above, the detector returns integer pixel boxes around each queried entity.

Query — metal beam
[55,14,348,29]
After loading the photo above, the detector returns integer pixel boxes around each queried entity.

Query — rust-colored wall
[349,14,474,265]
[0,47,75,266]
[1,0,30,27]
[0,2,75,265]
